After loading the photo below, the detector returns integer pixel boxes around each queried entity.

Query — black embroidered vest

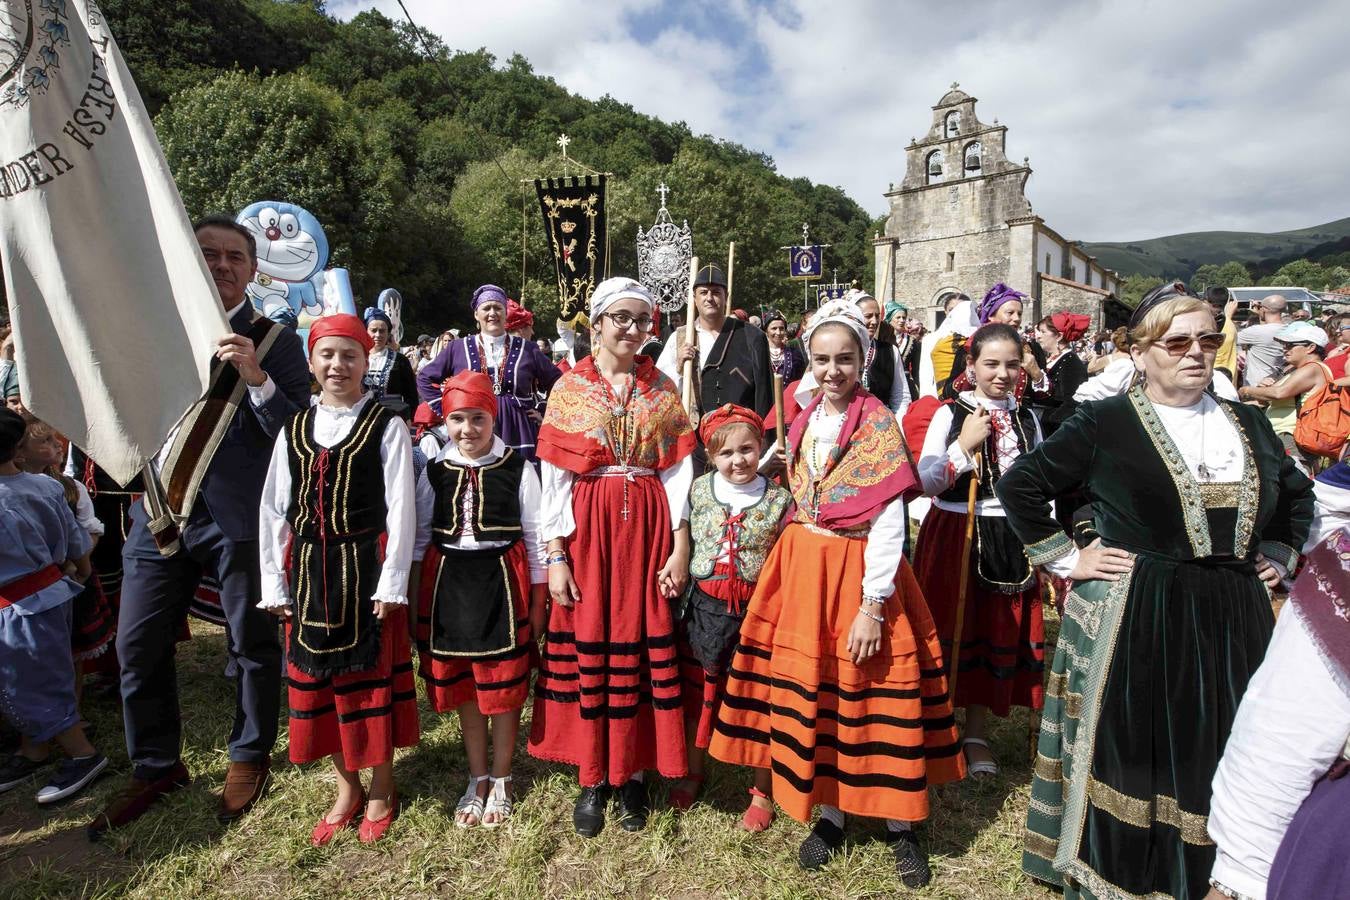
[938,398,1039,506]
[427,448,526,546]
[285,401,392,539]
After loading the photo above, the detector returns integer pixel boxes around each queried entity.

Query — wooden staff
[772,373,786,454]
[725,241,736,316]
[947,450,981,704]
[682,255,700,420]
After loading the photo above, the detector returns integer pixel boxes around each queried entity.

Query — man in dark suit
[89,217,310,837]
[656,264,772,466]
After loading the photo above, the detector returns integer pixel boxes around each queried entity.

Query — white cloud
[335,0,1350,241]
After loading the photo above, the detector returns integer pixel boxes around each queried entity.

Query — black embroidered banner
[536,175,607,325]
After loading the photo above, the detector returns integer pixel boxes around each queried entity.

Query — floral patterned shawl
[537,355,695,474]
[786,386,920,530]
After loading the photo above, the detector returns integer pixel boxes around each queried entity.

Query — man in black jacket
[656,264,772,463]
[89,217,311,838]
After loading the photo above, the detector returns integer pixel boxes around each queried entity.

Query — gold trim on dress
[1026,530,1073,566]
[1086,777,1214,847]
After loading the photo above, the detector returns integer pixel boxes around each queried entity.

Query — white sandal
[483,775,513,828]
[455,774,490,828]
[962,738,999,777]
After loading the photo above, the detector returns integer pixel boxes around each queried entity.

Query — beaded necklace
[804,401,844,519]
[476,334,508,395]
[599,368,640,520]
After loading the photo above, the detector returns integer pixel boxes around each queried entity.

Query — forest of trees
[76,0,882,333]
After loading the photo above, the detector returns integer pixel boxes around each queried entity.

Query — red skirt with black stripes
[285,605,419,770]
[416,542,536,715]
[709,521,965,823]
[528,471,687,786]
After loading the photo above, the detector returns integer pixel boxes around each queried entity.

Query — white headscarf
[589,277,653,319]
[803,298,869,354]
[933,299,980,340]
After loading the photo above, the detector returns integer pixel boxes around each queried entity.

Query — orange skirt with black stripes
[709,522,965,823]
[528,472,687,786]
[416,542,536,715]
[285,606,419,770]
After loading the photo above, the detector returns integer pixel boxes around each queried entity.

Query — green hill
[1082,218,1350,280]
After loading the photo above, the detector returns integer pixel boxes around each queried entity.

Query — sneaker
[888,829,932,889]
[36,754,109,804]
[798,818,845,870]
[1,753,53,794]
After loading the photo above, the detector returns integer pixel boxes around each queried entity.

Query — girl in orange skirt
[259,314,421,846]
[416,371,547,828]
[709,299,965,890]
[914,323,1046,778]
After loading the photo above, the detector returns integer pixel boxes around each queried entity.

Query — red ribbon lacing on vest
[312,447,332,617]
[698,512,755,615]
[83,458,98,498]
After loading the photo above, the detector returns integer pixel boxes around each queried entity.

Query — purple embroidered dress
[416,334,561,462]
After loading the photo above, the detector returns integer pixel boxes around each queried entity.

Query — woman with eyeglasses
[998,285,1315,900]
[414,285,561,462]
[528,278,697,838]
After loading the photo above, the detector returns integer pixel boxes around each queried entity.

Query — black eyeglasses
[1155,332,1224,356]
[602,311,654,332]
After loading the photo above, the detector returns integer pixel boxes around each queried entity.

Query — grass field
[0,622,1059,900]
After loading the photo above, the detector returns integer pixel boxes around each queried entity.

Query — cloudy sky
[333,0,1348,243]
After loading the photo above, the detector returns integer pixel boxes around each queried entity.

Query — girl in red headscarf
[1026,312,1090,437]
[258,314,424,846]
[415,371,547,829]
[669,403,792,830]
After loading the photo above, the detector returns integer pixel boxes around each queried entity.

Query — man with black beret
[656,263,772,462]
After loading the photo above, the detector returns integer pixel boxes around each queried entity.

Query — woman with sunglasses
[415,285,561,462]
[529,278,697,838]
[998,285,1315,900]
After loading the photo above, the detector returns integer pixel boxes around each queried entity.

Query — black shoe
[888,829,932,889]
[798,818,845,870]
[0,753,53,794]
[36,754,109,804]
[614,779,649,832]
[573,785,611,838]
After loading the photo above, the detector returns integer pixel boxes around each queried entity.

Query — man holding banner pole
[91,220,309,836]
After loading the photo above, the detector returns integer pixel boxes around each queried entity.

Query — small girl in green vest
[669,403,791,830]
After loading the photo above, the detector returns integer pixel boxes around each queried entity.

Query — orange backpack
[1294,362,1350,459]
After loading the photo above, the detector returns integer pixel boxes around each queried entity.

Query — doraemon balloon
[236,201,355,330]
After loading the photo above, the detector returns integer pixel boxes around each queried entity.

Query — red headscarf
[307,313,373,355]
[1049,311,1090,344]
[440,371,497,418]
[505,299,534,331]
[698,403,764,446]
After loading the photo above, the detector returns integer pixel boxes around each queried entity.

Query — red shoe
[740,787,775,833]
[310,791,365,847]
[668,774,705,811]
[358,791,399,843]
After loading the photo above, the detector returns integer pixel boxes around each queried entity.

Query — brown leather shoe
[87,761,191,840]
[217,759,270,823]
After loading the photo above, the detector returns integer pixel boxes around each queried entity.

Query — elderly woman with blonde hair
[997,281,1316,900]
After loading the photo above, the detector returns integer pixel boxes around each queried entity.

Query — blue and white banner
[789,244,822,280]
[816,284,847,303]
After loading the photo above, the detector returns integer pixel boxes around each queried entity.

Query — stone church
[873,84,1121,329]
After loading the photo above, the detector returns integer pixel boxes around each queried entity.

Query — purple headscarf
[472,283,508,311]
[978,282,1025,324]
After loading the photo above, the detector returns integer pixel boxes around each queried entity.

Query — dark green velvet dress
[996,387,1314,900]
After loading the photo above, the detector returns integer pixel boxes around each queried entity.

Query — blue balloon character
[236,202,354,326]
